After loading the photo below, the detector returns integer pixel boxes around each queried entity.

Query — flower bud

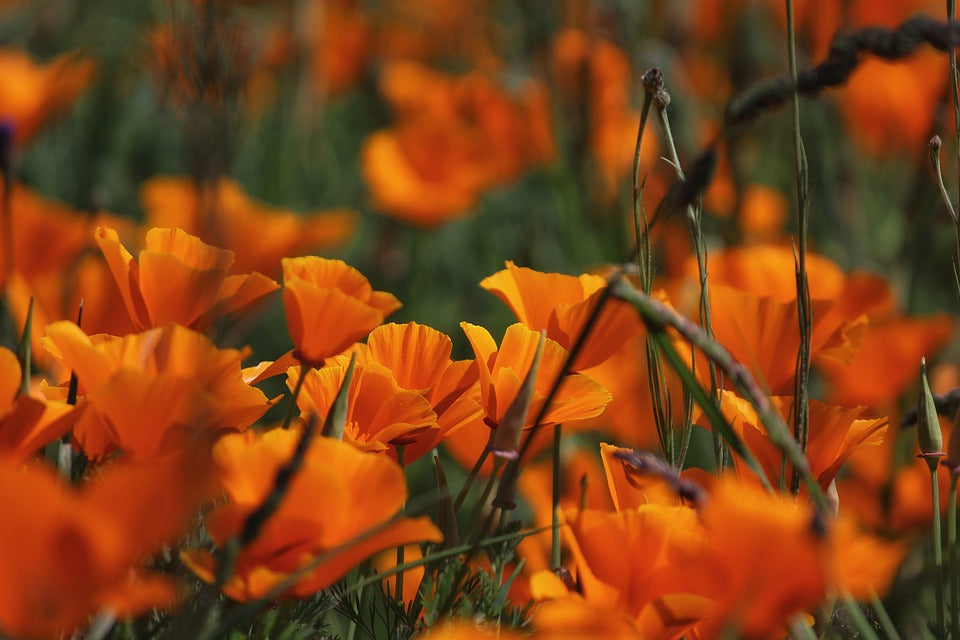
[917,358,943,466]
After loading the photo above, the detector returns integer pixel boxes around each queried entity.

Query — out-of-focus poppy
[0,455,206,639]
[181,427,442,601]
[0,48,95,146]
[140,177,356,276]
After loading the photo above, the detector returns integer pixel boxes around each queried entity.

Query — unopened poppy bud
[917,358,943,466]
[489,331,545,459]
[321,352,357,440]
[931,135,943,153]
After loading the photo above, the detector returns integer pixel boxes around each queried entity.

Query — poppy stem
[551,423,562,571]
[930,462,946,640]
[395,444,406,603]
[454,438,491,512]
[461,456,505,543]
[868,589,901,640]
[655,93,721,472]
[280,362,309,430]
[612,278,831,511]
[949,472,959,640]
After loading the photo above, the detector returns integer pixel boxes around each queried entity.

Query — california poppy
[41,321,275,460]
[181,427,442,600]
[96,226,279,331]
[282,256,401,367]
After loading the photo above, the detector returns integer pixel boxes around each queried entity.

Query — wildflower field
[8,0,960,638]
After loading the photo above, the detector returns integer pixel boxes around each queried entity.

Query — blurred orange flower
[362,61,554,225]
[181,427,442,601]
[140,176,356,276]
[0,456,205,639]
[41,322,275,461]
[480,261,641,370]
[96,226,279,331]
[282,256,401,367]
[0,48,95,145]
[0,346,78,462]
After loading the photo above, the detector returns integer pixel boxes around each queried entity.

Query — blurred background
[3,0,957,358]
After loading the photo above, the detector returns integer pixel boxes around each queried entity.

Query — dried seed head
[641,67,664,95]
[653,89,671,110]
[931,135,943,152]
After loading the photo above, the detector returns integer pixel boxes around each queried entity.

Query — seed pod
[917,358,943,465]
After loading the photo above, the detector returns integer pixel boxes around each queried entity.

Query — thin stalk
[344,578,364,640]
[454,444,491,511]
[786,0,812,495]
[932,463,946,640]
[840,590,881,640]
[281,362,309,429]
[949,473,959,640]
[656,104,721,470]
[612,277,830,511]
[551,424,562,570]
[462,457,505,542]
[395,445,406,603]
[869,590,902,640]
[949,0,960,194]
[632,86,655,287]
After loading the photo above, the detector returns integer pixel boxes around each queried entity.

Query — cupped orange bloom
[40,322,275,460]
[480,261,642,370]
[290,359,438,454]
[713,391,887,492]
[140,177,356,276]
[282,256,401,367]
[96,226,279,331]
[343,322,483,462]
[0,455,207,639]
[0,48,95,145]
[0,347,78,462]
[181,427,442,601]
[461,322,611,430]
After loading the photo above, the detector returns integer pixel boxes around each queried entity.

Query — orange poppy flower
[282,256,401,367]
[714,391,887,492]
[480,261,642,370]
[343,322,483,462]
[95,226,280,331]
[305,0,370,97]
[290,359,438,455]
[181,427,442,601]
[0,455,206,639]
[139,176,356,276]
[40,322,275,460]
[0,48,95,145]
[461,322,611,431]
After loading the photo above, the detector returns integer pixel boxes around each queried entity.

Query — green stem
[869,590,901,640]
[949,473,959,640]
[281,362,309,429]
[932,463,946,640]
[840,590,880,640]
[462,457,505,542]
[395,445,406,604]
[454,445,491,512]
[551,424,562,570]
